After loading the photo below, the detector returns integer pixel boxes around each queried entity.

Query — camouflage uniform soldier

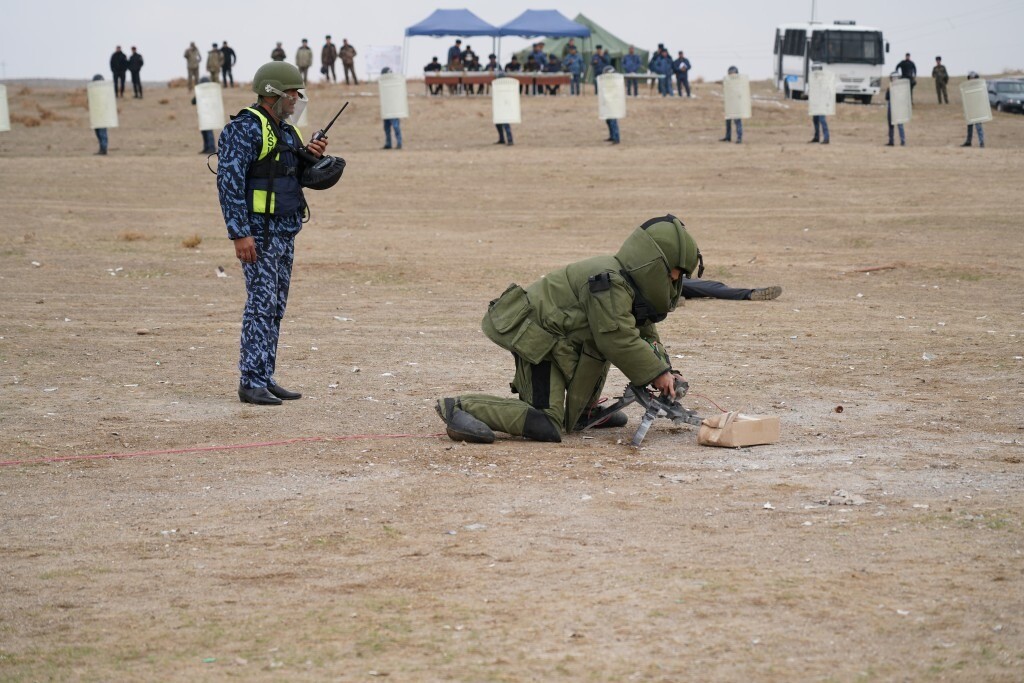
[217,62,332,405]
[932,56,949,104]
[184,42,202,90]
[437,215,702,443]
[207,43,224,83]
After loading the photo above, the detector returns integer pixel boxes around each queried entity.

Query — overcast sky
[2,0,1021,83]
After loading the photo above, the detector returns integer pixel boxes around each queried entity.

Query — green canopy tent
[514,13,650,86]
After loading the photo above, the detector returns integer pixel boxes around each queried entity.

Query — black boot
[436,398,495,444]
[238,384,282,405]
[522,408,561,442]
[575,405,628,431]
[267,383,302,400]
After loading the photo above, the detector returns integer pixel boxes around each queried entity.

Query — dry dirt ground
[1,76,1023,681]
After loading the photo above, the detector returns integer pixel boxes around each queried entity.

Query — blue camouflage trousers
[239,227,296,389]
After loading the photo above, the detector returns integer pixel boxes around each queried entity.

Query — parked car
[987,79,1024,113]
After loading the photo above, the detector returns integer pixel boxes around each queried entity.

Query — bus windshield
[810,30,884,65]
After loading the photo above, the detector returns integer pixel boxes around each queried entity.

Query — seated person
[543,54,562,95]
[523,55,540,95]
[446,55,462,94]
[463,55,484,94]
[504,55,522,72]
[424,56,442,95]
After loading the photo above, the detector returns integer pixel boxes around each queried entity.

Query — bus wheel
[836,94,846,103]
[860,95,872,104]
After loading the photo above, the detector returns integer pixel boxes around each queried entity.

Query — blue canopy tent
[403,9,499,73]
[495,10,591,63]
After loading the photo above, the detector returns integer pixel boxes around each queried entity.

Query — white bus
[773,21,888,104]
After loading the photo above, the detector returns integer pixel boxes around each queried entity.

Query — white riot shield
[194,82,225,131]
[379,73,409,120]
[808,69,836,117]
[87,80,118,129]
[0,85,10,132]
[889,78,912,125]
[723,73,751,120]
[960,79,993,124]
[597,73,626,120]
[492,78,521,125]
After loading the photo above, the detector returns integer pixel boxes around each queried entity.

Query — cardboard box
[698,412,780,448]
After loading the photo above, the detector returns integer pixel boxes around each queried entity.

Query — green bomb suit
[443,215,701,443]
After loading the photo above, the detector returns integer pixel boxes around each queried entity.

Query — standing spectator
[810,114,830,144]
[447,39,462,67]
[207,43,224,83]
[895,53,917,100]
[720,66,742,144]
[885,74,906,147]
[127,47,144,99]
[339,39,358,85]
[530,42,547,70]
[622,45,641,97]
[295,39,313,82]
[91,74,109,155]
[221,41,237,87]
[322,35,338,82]
[110,46,128,98]
[961,71,985,148]
[674,51,692,97]
[184,41,202,91]
[270,42,286,61]
[562,38,579,58]
[562,45,584,96]
[650,47,674,97]
[424,56,443,95]
[590,45,610,94]
[932,56,949,104]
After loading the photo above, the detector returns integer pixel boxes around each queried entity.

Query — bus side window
[774,29,781,55]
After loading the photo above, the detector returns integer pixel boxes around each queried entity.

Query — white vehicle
[773,21,888,104]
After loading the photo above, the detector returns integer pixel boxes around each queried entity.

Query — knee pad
[522,408,561,443]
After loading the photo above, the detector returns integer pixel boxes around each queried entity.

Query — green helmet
[252,61,305,97]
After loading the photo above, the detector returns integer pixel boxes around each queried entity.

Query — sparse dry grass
[181,234,202,248]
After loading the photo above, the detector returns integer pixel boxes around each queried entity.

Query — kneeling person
[437,215,702,443]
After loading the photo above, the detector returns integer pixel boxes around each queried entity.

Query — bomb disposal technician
[217,62,345,405]
[436,215,702,443]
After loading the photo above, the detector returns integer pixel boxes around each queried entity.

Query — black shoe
[719,137,731,142]
[611,140,620,145]
[605,137,614,141]
[238,385,282,405]
[494,140,505,145]
[808,138,819,143]
[885,141,894,146]
[382,145,392,150]
[267,383,302,400]
[436,398,495,444]
[506,141,514,146]
[821,140,830,145]
[961,141,971,147]
[95,150,107,155]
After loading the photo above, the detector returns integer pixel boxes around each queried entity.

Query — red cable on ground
[0,432,447,468]
[691,393,729,413]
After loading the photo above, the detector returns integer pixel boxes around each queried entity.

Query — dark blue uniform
[217,109,306,391]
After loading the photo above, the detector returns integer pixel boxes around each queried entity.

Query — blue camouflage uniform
[622,52,641,96]
[217,106,307,391]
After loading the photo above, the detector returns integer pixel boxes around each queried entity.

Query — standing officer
[295,39,313,81]
[127,46,144,99]
[622,45,641,97]
[110,46,128,98]
[436,215,702,443]
[562,45,584,96]
[270,42,286,61]
[932,56,949,104]
[184,41,202,90]
[590,45,610,94]
[674,51,692,97]
[207,43,224,83]
[217,62,334,405]
[221,41,237,87]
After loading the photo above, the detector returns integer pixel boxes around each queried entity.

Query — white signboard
[87,80,118,129]
[889,78,912,125]
[365,45,402,78]
[597,73,626,120]
[808,69,836,117]
[379,73,409,120]
[960,79,993,124]
[0,85,9,132]
[492,78,521,125]
[723,73,751,120]
[195,82,225,131]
